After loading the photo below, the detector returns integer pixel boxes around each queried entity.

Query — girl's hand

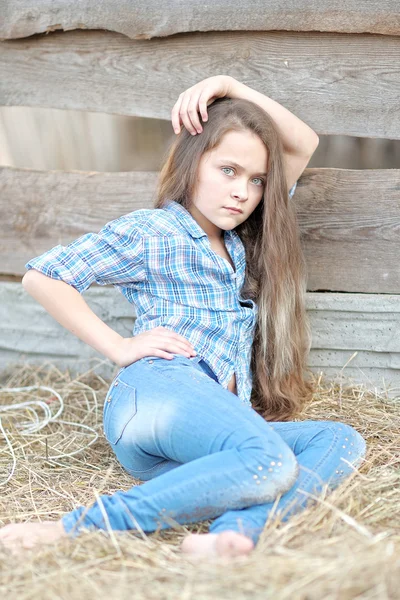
[113,326,197,367]
[171,75,235,136]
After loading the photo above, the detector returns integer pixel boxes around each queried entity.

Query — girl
[0,76,366,558]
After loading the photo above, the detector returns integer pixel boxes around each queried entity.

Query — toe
[215,531,254,556]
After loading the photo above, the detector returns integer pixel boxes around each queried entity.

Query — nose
[231,180,248,201]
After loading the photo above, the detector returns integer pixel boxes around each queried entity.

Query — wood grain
[1,0,399,40]
[0,167,158,275]
[1,30,400,138]
[1,166,400,294]
[296,168,400,293]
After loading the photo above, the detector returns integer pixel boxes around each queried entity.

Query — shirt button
[149,360,153,364]
[114,381,119,386]
[107,396,112,403]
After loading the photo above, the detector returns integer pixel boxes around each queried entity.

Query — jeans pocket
[103,378,137,445]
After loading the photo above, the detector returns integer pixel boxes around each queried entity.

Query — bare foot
[181,530,254,559]
[0,520,68,554]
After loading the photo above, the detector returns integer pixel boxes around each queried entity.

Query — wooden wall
[1,29,399,138]
[1,2,399,395]
[2,1,399,39]
[2,284,399,397]
[2,167,400,294]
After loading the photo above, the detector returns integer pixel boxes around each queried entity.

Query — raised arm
[171,75,319,191]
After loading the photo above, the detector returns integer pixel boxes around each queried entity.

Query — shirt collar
[163,200,234,241]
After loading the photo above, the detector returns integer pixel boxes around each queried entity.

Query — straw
[0,363,399,599]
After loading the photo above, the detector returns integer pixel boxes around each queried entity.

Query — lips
[224,207,243,214]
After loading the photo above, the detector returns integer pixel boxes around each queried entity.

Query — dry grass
[0,361,399,600]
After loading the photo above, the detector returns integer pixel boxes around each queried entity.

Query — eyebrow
[218,159,268,177]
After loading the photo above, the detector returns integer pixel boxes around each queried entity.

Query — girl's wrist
[102,333,125,367]
[226,78,248,99]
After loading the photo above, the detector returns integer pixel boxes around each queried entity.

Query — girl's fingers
[149,346,192,359]
[156,330,195,353]
[172,87,208,135]
[171,94,184,133]
[168,344,193,357]
[172,77,230,134]
[198,91,209,123]
[187,95,204,133]
[179,93,198,135]
[156,351,175,360]
[164,339,195,355]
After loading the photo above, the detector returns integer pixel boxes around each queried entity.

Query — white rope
[0,384,99,487]
[0,419,17,487]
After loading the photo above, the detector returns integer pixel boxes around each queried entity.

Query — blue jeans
[61,355,367,545]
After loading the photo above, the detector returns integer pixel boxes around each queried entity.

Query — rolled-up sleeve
[25,214,146,294]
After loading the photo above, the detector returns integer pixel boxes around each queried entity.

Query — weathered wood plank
[306,291,400,313]
[309,349,400,370]
[310,312,398,353]
[0,168,157,259]
[1,30,400,139]
[2,166,400,294]
[307,363,400,396]
[1,0,399,40]
[297,168,400,293]
[1,284,399,397]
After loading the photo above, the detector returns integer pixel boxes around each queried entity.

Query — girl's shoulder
[110,206,184,238]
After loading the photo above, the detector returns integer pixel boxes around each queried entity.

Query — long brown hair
[155,98,314,421]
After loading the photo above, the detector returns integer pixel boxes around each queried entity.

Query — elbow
[303,134,319,159]
[310,133,320,152]
[22,269,78,294]
[22,269,49,291]
[22,269,34,289]
[294,133,319,159]
[22,269,39,293]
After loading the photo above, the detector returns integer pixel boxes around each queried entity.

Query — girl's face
[189,129,268,242]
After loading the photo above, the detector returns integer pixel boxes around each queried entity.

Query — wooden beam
[0,168,157,272]
[1,0,399,40]
[1,166,400,294]
[297,168,400,293]
[1,283,399,396]
[1,30,400,138]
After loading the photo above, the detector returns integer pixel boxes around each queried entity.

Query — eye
[221,167,235,176]
[252,177,265,186]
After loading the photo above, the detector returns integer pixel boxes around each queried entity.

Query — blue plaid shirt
[26,182,297,406]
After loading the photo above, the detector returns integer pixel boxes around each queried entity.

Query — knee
[241,442,299,502]
[273,449,299,494]
[331,422,367,468]
[311,421,366,475]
